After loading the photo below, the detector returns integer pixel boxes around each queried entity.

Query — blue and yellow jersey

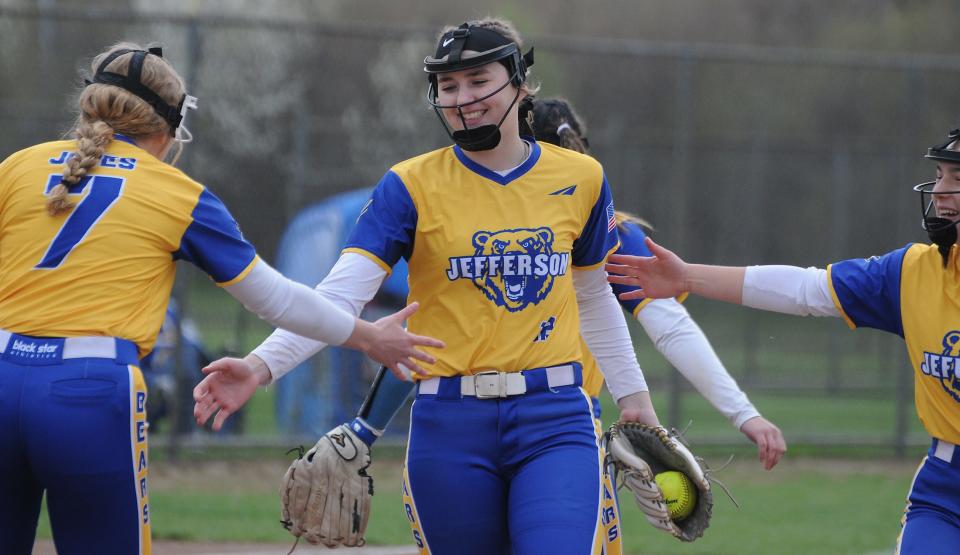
[344,140,619,377]
[0,137,257,357]
[580,221,687,398]
[829,243,960,443]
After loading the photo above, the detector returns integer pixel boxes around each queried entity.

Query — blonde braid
[48,120,114,215]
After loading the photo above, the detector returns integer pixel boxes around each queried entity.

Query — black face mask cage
[423,23,534,151]
[917,128,960,265]
[915,180,960,266]
[424,67,525,152]
[85,46,196,137]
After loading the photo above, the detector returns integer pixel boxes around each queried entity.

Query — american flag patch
[606,202,616,232]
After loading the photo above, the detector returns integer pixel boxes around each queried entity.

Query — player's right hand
[606,238,688,301]
[345,302,445,382]
[739,416,787,470]
[193,356,266,431]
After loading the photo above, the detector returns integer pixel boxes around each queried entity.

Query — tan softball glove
[280,424,374,548]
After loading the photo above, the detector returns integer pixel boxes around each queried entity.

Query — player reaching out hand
[606,127,960,555]
[0,42,440,555]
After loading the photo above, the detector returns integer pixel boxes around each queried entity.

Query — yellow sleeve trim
[216,255,260,287]
[631,298,653,317]
[630,291,687,318]
[573,241,621,271]
[826,264,856,330]
[341,247,394,275]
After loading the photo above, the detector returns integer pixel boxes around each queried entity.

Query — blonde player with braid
[0,42,441,555]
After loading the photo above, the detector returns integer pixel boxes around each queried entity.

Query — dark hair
[533,98,653,230]
[531,98,589,153]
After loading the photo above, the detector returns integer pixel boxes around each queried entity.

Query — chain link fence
[3,4,959,455]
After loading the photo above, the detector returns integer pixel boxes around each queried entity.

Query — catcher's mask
[86,46,199,146]
[424,23,534,151]
[914,128,960,266]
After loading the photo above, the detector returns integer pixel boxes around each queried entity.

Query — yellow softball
[654,471,697,521]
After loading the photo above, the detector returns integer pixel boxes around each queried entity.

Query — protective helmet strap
[85,46,186,135]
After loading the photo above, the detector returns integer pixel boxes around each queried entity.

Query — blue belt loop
[524,367,550,392]
[523,362,583,394]
[437,376,463,400]
[115,338,140,366]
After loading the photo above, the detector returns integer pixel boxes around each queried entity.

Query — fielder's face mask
[424,23,534,151]
[86,46,199,147]
[914,128,960,265]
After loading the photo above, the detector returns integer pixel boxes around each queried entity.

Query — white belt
[934,438,956,464]
[418,364,577,399]
[0,329,122,359]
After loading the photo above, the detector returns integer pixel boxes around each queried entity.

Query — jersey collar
[452,138,541,186]
[113,133,138,146]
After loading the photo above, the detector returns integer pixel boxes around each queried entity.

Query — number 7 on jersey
[36,174,125,269]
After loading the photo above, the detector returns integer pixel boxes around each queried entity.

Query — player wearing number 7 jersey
[0,42,441,555]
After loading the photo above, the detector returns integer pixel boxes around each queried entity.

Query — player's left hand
[192,355,267,431]
[616,390,661,426]
[739,416,787,470]
[606,422,713,542]
[281,423,373,548]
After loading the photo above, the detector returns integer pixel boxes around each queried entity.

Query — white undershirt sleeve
[636,299,761,430]
[224,259,356,346]
[247,253,388,382]
[574,267,648,401]
[741,265,840,317]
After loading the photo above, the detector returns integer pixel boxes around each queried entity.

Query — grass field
[35,454,920,555]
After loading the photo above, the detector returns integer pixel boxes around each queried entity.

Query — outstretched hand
[740,416,787,470]
[353,302,446,382]
[193,356,266,431]
[605,237,688,301]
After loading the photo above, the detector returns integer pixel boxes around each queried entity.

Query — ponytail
[48,120,114,215]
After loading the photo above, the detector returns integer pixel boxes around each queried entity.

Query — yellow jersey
[0,137,258,356]
[829,243,960,443]
[344,141,620,377]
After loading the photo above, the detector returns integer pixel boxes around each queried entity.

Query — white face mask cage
[174,94,198,144]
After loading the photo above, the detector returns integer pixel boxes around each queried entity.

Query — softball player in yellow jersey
[195,19,661,555]
[0,43,440,555]
[606,128,960,555]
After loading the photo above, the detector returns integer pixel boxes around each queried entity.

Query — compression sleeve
[249,253,387,382]
[741,265,840,317]
[574,266,648,400]
[224,260,356,346]
[636,298,761,429]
